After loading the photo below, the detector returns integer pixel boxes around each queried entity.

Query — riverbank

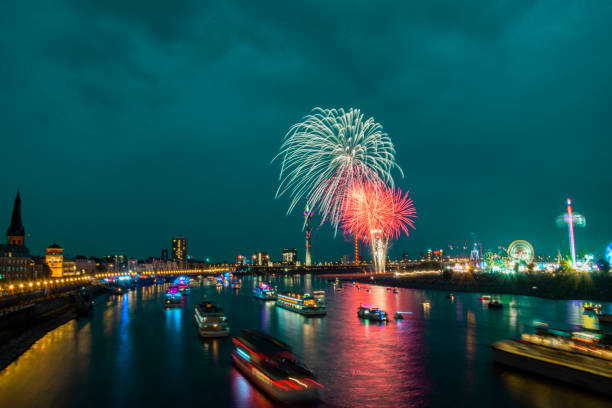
[345,272,612,301]
[0,285,109,371]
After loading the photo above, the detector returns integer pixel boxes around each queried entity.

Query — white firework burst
[273,107,403,233]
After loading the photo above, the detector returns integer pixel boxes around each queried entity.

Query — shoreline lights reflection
[1,275,610,408]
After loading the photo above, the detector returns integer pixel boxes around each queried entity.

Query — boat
[488,300,503,308]
[584,303,602,312]
[357,305,389,322]
[253,282,277,300]
[154,277,165,285]
[393,288,399,294]
[231,280,241,289]
[491,326,612,396]
[276,292,326,316]
[598,314,612,325]
[164,286,182,308]
[231,330,322,404]
[446,293,455,300]
[175,276,191,295]
[75,288,94,317]
[479,295,491,301]
[386,287,392,291]
[366,288,372,293]
[194,300,229,338]
[394,311,411,320]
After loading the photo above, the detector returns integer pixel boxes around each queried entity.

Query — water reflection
[200,339,220,363]
[165,308,182,332]
[230,368,275,408]
[0,277,610,408]
[499,367,612,408]
[0,319,92,407]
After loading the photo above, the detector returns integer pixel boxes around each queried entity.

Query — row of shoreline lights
[3,275,94,291]
[94,268,229,279]
[1,268,231,292]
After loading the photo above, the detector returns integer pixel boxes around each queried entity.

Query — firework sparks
[273,107,402,232]
[341,180,416,242]
[340,180,416,272]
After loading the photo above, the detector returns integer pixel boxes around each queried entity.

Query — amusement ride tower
[556,198,585,267]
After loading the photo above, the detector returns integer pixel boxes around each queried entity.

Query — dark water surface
[0,275,611,408]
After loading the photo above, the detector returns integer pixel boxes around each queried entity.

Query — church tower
[7,191,25,246]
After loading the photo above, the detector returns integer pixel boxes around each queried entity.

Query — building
[72,258,96,275]
[172,236,187,261]
[0,192,31,281]
[161,249,168,262]
[252,252,269,266]
[236,255,245,266]
[281,248,297,265]
[46,243,64,278]
[63,261,77,276]
[421,249,444,262]
[128,259,138,273]
[7,191,25,246]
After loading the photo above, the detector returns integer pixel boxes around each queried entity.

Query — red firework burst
[340,180,416,242]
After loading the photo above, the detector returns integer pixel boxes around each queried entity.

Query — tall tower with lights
[172,236,187,261]
[354,234,359,265]
[556,198,585,267]
[303,199,313,266]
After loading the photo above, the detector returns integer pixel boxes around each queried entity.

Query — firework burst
[341,180,416,272]
[273,107,402,232]
[341,180,416,242]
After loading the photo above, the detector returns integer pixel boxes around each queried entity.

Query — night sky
[1,1,611,262]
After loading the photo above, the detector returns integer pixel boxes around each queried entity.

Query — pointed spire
[7,190,25,240]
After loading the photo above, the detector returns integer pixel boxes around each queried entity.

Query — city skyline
[1,2,611,261]
[0,190,606,263]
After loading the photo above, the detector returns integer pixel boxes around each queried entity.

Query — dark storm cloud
[1,0,611,261]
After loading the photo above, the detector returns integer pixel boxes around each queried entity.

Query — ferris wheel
[508,240,535,264]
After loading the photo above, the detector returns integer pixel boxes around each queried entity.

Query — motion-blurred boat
[232,330,322,404]
[491,326,612,396]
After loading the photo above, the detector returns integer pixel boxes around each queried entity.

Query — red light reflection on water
[316,284,431,408]
[229,367,276,408]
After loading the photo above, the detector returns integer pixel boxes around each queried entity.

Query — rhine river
[0,275,610,407]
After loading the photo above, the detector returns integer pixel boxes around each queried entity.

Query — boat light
[235,348,251,361]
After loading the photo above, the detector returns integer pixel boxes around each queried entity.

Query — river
[0,275,610,407]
